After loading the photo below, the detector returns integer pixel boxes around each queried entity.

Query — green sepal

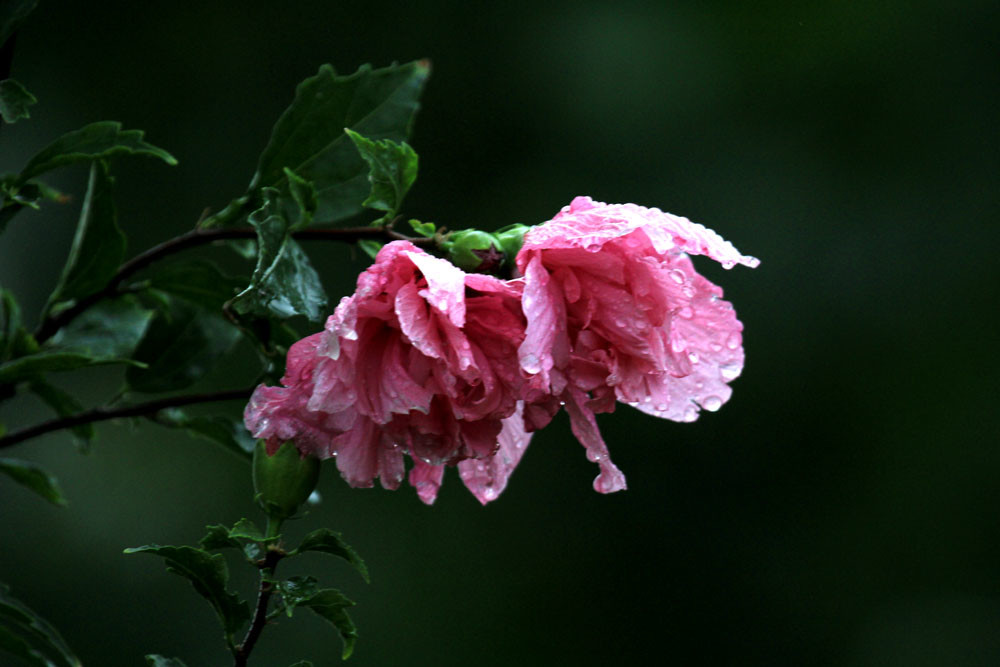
[17,121,176,183]
[125,294,241,393]
[0,458,67,506]
[229,188,327,322]
[443,229,504,272]
[344,129,418,221]
[144,656,188,667]
[495,223,530,260]
[253,440,321,520]
[28,379,94,451]
[0,79,36,124]
[0,582,81,667]
[245,60,429,226]
[154,408,256,460]
[0,296,154,384]
[291,528,369,583]
[44,160,125,311]
[123,544,251,636]
[276,576,358,659]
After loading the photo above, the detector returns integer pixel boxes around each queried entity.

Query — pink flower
[516,196,759,493]
[244,240,530,505]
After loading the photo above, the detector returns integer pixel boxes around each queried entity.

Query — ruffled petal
[458,403,532,505]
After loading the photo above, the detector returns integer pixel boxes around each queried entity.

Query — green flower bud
[444,229,504,273]
[252,440,321,520]
[494,223,530,260]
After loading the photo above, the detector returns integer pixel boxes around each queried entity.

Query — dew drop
[726,332,742,350]
[669,269,685,284]
[719,363,741,380]
[702,396,723,412]
[521,353,541,373]
[655,403,668,412]
[678,306,693,319]
[687,351,700,364]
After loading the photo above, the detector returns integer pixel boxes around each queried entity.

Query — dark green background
[2,1,998,665]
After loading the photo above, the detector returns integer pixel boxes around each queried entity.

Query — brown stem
[0,387,253,450]
[233,547,284,666]
[33,224,430,343]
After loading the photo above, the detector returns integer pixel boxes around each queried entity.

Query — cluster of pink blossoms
[244,196,759,505]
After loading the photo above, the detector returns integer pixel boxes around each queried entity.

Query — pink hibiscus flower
[516,196,759,493]
[244,240,531,505]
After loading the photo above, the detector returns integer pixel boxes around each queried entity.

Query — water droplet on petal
[702,396,723,411]
[726,332,742,350]
[521,353,541,373]
[719,363,741,380]
[678,306,693,319]
[687,351,700,364]
[669,269,685,284]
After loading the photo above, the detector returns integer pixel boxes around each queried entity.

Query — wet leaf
[344,129,417,219]
[155,407,256,459]
[0,458,66,506]
[228,517,265,542]
[126,295,241,393]
[144,259,244,310]
[144,656,188,667]
[46,160,125,308]
[0,79,36,123]
[18,121,176,182]
[27,379,94,450]
[123,544,250,636]
[277,577,358,659]
[291,528,369,583]
[0,582,81,667]
[222,61,428,227]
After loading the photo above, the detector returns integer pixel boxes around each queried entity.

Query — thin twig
[0,387,253,450]
[233,546,284,666]
[33,224,430,343]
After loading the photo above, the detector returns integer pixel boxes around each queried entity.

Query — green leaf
[230,190,327,322]
[144,656,188,667]
[277,577,358,659]
[0,0,38,46]
[28,379,94,450]
[407,219,436,237]
[284,167,317,229]
[344,129,418,219]
[228,517,265,542]
[0,79,36,123]
[0,458,67,505]
[291,528,369,583]
[199,525,242,552]
[358,239,382,260]
[247,60,429,225]
[0,296,154,384]
[123,544,251,636]
[45,160,125,309]
[0,582,81,667]
[126,295,241,393]
[18,121,177,183]
[144,259,244,310]
[0,287,23,362]
[154,407,256,459]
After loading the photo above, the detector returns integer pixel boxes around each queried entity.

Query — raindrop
[726,332,742,350]
[678,307,693,319]
[521,353,541,373]
[669,269,685,284]
[687,351,700,364]
[719,364,741,380]
[702,396,723,411]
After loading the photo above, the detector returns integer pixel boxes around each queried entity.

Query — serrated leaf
[18,121,176,183]
[126,295,241,393]
[291,528,369,583]
[123,544,250,636]
[28,379,94,450]
[46,160,125,309]
[144,259,244,310]
[344,129,417,219]
[0,296,154,384]
[247,60,429,226]
[0,458,66,505]
[155,407,256,459]
[144,656,188,667]
[0,0,38,46]
[0,79,36,124]
[199,524,242,552]
[228,518,265,542]
[0,582,81,667]
[276,577,357,657]
[230,190,327,322]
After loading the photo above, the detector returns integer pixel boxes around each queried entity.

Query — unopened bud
[252,440,321,520]
[444,230,504,273]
